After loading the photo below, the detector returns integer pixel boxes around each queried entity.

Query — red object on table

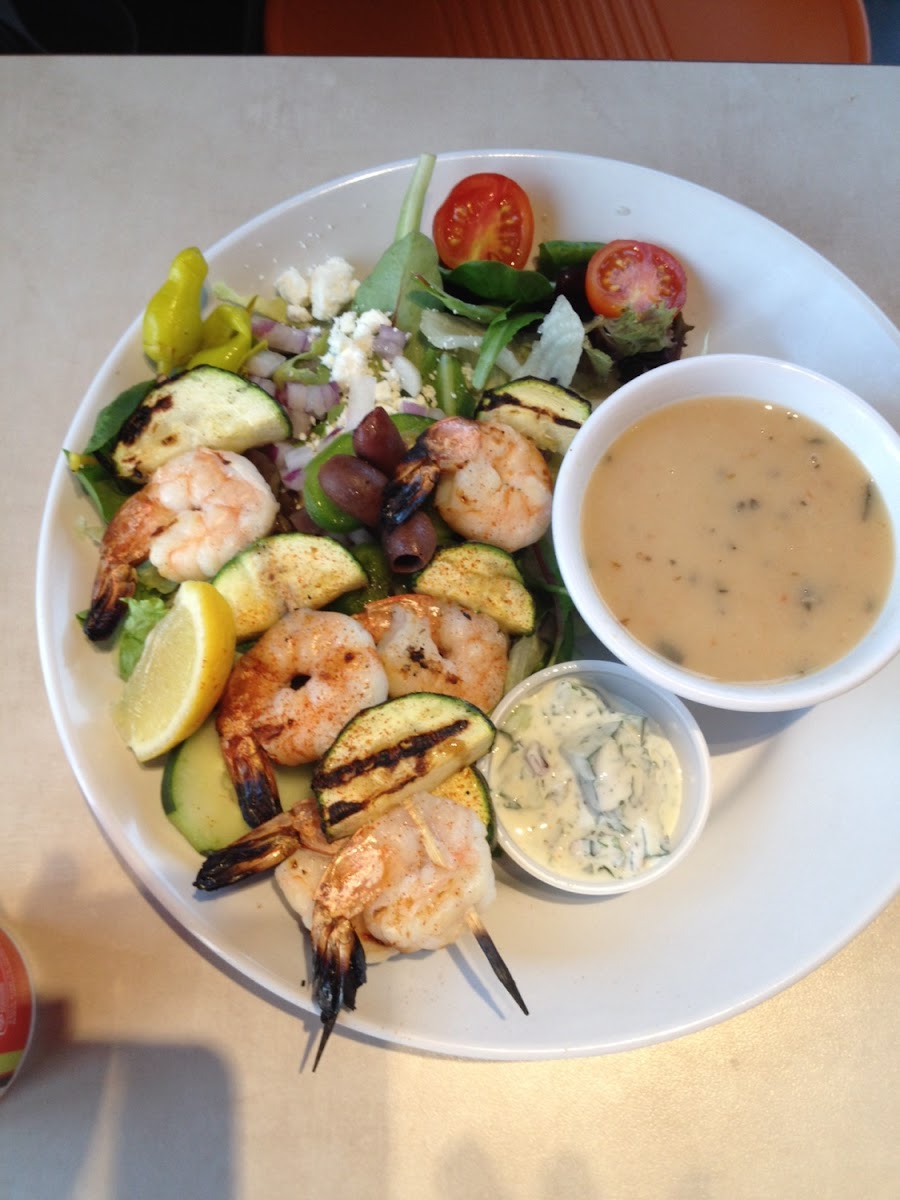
[0,928,35,1099]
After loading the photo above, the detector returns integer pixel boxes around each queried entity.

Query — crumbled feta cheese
[330,344,370,387]
[309,257,360,320]
[268,258,439,438]
[323,308,396,394]
[274,267,313,323]
[334,310,358,336]
[354,308,390,342]
[373,375,402,407]
[274,266,310,308]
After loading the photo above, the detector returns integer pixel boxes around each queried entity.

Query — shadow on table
[686,702,809,757]
[1,999,236,1197]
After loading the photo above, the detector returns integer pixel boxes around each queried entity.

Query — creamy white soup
[582,395,894,682]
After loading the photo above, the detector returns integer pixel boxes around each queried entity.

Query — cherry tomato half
[432,173,535,270]
[585,240,687,318]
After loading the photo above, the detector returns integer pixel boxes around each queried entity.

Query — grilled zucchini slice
[112,364,290,481]
[212,533,367,640]
[413,542,536,635]
[432,764,495,844]
[314,693,495,840]
[161,716,315,855]
[477,376,590,454]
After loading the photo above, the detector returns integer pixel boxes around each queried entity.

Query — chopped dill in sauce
[489,677,682,881]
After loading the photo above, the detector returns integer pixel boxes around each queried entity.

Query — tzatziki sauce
[489,676,682,882]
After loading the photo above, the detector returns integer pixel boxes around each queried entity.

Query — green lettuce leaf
[118,592,169,680]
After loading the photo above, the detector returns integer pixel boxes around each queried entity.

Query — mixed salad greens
[69,151,690,704]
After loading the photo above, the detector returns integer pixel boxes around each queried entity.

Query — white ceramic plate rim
[36,150,900,1061]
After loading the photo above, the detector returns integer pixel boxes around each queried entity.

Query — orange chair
[263,0,870,62]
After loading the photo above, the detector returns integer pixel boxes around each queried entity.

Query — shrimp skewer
[215,608,389,827]
[464,909,527,1017]
[381,417,553,554]
[193,799,366,1066]
[303,791,498,1067]
[194,789,526,1068]
[404,797,528,1018]
[84,445,278,641]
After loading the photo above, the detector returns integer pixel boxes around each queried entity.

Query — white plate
[36,151,900,1060]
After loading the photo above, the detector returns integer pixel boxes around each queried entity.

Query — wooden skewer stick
[465,909,529,1015]
[405,799,529,1016]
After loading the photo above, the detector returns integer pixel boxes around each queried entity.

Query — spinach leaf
[537,240,603,279]
[83,379,156,455]
[442,260,554,307]
[394,237,444,335]
[351,153,440,333]
[413,276,503,324]
[64,450,135,523]
[352,230,442,333]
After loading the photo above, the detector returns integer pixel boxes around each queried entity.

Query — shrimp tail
[193,810,305,892]
[220,732,283,828]
[380,442,440,530]
[311,916,367,1070]
[83,556,137,641]
[83,489,174,642]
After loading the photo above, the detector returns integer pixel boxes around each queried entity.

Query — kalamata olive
[554,264,594,320]
[287,505,325,535]
[352,407,407,475]
[381,510,437,574]
[245,446,320,533]
[318,455,388,527]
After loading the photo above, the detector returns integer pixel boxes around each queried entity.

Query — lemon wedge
[115,580,236,763]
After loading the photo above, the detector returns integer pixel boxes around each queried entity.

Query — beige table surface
[1,56,898,1199]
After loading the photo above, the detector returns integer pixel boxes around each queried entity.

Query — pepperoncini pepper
[142,247,208,376]
[187,303,264,372]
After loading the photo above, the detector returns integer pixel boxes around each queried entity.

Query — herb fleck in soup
[582,396,895,682]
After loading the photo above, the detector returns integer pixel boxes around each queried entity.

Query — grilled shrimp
[215,608,389,828]
[286,791,497,1066]
[194,789,526,1067]
[84,445,278,641]
[355,594,509,713]
[381,417,552,553]
[194,795,400,964]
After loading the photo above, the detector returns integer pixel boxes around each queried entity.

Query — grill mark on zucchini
[478,392,584,432]
[116,392,174,444]
[313,718,472,796]
[315,694,496,839]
